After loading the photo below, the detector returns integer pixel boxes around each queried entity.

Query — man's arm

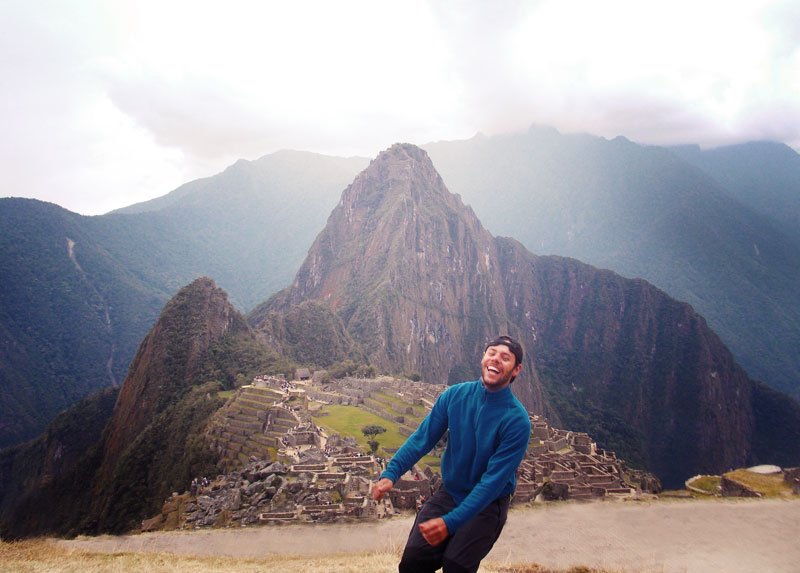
[441,416,530,534]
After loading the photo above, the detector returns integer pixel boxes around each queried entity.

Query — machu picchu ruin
[146,373,661,532]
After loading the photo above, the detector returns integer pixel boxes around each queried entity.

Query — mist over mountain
[672,141,800,246]
[423,128,800,399]
[106,150,369,310]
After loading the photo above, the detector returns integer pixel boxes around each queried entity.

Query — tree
[361,424,387,454]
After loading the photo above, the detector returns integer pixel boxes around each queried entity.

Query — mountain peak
[102,278,246,463]
[256,142,542,408]
[274,143,492,311]
[338,143,451,216]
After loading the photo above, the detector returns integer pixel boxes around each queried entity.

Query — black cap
[485,335,524,367]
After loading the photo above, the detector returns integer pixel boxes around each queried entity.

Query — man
[372,335,531,573]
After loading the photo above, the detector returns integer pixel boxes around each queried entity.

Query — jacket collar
[479,379,514,402]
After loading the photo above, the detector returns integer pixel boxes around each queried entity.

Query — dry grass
[724,469,792,497]
[3,538,396,572]
[0,537,607,573]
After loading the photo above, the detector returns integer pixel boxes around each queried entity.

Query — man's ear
[512,363,522,377]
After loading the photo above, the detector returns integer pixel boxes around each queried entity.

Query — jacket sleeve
[442,414,530,533]
[380,390,450,483]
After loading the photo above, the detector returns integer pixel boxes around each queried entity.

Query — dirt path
[59,498,800,572]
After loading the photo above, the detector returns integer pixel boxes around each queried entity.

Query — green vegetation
[313,405,406,456]
[0,278,285,537]
[724,470,793,497]
[94,381,227,533]
[374,392,425,418]
[0,199,168,448]
[418,455,440,471]
[280,301,357,368]
[247,301,370,372]
[0,387,119,535]
[687,475,721,495]
[312,401,440,471]
[200,331,294,389]
[0,154,367,447]
[543,371,649,472]
[325,360,377,380]
[361,425,387,454]
[1,379,229,538]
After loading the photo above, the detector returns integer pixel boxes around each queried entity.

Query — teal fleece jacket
[380,380,531,533]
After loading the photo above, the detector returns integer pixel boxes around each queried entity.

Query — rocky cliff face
[257,144,548,413]
[497,247,758,483]
[254,143,799,487]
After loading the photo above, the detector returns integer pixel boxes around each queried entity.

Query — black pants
[399,487,510,573]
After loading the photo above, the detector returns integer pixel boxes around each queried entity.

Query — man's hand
[418,517,449,546]
[372,477,393,501]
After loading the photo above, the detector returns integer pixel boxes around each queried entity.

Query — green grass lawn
[311,404,439,467]
[311,404,408,453]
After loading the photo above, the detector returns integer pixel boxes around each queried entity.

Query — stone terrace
[205,382,294,470]
[513,417,636,502]
[150,374,653,532]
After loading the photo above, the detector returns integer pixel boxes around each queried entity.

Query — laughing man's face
[481,344,522,391]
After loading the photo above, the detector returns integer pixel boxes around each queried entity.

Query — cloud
[97,0,469,161]
[1,0,798,215]
[430,0,800,148]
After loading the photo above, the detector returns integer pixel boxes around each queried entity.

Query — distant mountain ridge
[252,143,800,487]
[0,152,366,447]
[0,199,170,448]
[672,141,800,245]
[105,149,369,309]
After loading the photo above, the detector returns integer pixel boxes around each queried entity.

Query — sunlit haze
[2,0,797,215]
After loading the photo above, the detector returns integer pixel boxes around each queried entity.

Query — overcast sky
[2,0,798,215]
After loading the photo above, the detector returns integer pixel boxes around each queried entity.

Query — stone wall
[783,467,800,494]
